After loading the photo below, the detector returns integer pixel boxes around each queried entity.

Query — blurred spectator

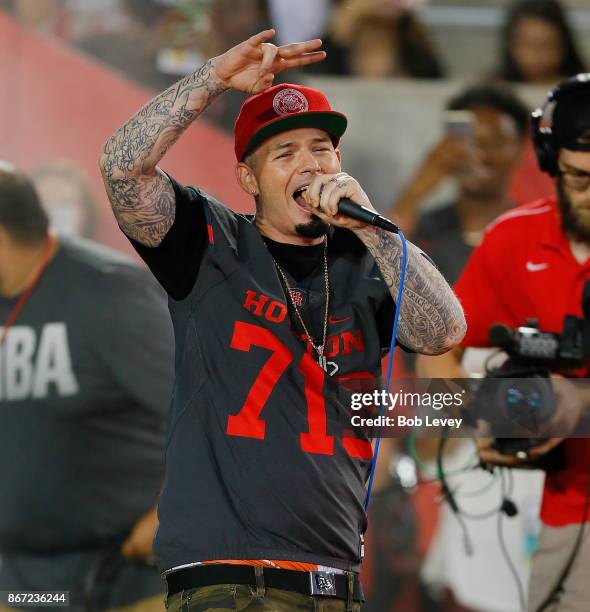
[496,0,586,85]
[509,140,556,207]
[64,0,126,40]
[0,164,174,611]
[74,0,176,91]
[312,0,444,79]
[0,0,127,42]
[1,0,69,37]
[267,0,330,45]
[31,160,99,240]
[153,1,211,78]
[203,0,291,132]
[204,0,268,57]
[390,83,529,285]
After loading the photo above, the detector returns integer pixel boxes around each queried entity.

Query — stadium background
[2,1,589,610]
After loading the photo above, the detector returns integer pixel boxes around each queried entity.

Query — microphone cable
[364,229,408,511]
[357,227,526,610]
[437,427,527,611]
[498,469,527,612]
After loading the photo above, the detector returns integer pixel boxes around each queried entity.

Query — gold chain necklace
[271,238,330,370]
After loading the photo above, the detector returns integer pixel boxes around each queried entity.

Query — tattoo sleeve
[355,227,467,355]
[99,60,227,246]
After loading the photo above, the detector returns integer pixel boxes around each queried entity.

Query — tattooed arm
[355,226,466,355]
[300,172,466,355]
[99,60,226,246]
[99,29,326,247]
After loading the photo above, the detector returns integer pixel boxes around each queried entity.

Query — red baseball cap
[234,83,347,162]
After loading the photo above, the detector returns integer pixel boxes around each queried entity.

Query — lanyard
[0,235,55,347]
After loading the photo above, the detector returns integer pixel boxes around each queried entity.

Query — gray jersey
[147,187,395,573]
[0,237,174,608]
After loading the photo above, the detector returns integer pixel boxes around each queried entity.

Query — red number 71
[226,321,372,459]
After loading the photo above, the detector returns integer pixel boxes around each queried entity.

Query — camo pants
[165,584,362,611]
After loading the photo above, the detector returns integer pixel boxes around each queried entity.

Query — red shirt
[455,198,590,526]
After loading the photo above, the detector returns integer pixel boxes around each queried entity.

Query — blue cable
[364,229,408,511]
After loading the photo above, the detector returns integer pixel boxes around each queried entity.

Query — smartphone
[443,110,475,142]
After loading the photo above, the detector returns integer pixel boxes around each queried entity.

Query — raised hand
[101,29,326,248]
[212,29,326,94]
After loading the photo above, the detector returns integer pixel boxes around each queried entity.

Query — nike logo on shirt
[526,261,549,272]
[328,315,352,324]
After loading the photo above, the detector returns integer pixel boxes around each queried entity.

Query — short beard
[295,215,330,239]
[557,178,590,242]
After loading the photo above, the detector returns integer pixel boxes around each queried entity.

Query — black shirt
[132,188,327,297]
[0,238,174,608]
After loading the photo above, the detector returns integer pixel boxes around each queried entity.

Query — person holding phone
[389,83,529,285]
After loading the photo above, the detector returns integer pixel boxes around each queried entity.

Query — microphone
[338,198,399,233]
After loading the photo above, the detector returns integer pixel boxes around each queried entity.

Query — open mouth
[292,186,309,210]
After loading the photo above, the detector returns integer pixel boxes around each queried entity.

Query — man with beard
[99,30,466,611]
[417,76,590,611]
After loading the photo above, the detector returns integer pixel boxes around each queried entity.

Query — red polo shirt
[455,198,590,526]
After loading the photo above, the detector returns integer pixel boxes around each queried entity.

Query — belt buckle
[309,571,337,597]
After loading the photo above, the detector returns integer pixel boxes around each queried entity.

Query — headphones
[532,73,590,176]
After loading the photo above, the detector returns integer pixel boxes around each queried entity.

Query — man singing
[100,30,465,611]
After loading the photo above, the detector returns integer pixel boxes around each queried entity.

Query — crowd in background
[1,1,588,611]
[1,0,588,89]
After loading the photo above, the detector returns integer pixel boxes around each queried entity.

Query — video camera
[470,281,590,456]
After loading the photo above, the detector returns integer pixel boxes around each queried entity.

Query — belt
[166,564,364,601]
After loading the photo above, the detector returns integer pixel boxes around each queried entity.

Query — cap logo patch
[273,88,309,116]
